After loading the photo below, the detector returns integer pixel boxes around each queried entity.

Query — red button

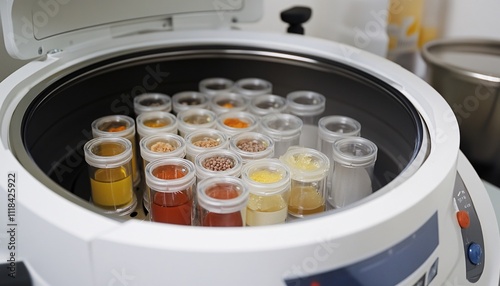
[457,210,470,228]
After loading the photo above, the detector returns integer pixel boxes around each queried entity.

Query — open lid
[0,0,263,60]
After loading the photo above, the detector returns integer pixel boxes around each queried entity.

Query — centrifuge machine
[0,1,498,285]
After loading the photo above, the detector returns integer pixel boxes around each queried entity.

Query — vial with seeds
[233,78,273,102]
[140,133,187,213]
[318,116,361,196]
[286,90,326,148]
[329,137,378,209]
[260,113,303,158]
[199,77,234,98]
[229,132,275,164]
[84,137,136,215]
[172,91,209,115]
[197,176,249,227]
[194,149,243,182]
[248,94,288,117]
[280,147,330,218]
[92,115,140,187]
[185,128,229,163]
[133,93,172,115]
[145,158,196,225]
[177,108,217,138]
[241,159,291,226]
[216,111,259,139]
[209,93,248,115]
[136,111,178,139]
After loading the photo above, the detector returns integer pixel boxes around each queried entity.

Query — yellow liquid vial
[91,167,133,207]
[288,186,325,217]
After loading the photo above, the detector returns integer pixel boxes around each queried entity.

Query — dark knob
[280,6,312,35]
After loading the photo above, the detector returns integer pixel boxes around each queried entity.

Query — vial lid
[210,93,248,115]
[194,149,243,180]
[233,78,273,99]
[241,159,291,196]
[318,115,361,142]
[260,113,303,140]
[197,176,249,214]
[133,93,172,115]
[145,158,196,193]
[136,111,178,138]
[91,115,136,138]
[216,111,259,137]
[177,108,217,136]
[249,94,288,116]
[140,133,186,163]
[279,147,330,182]
[229,132,275,162]
[199,77,234,97]
[332,137,378,167]
[84,137,132,168]
[286,90,326,116]
[172,91,209,114]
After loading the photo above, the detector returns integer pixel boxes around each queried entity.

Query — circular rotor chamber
[10,44,426,220]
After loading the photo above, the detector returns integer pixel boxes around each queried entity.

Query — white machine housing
[0,1,498,285]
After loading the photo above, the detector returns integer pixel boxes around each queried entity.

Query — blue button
[468,243,482,265]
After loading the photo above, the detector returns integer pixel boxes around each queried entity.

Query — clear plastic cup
[91,115,140,187]
[248,94,288,117]
[241,159,291,226]
[185,128,229,163]
[172,91,209,115]
[133,93,172,115]
[318,116,362,197]
[260,113,303,158]
[286,90,326,148]
[209,93,248,115]
[177,108,217,138]
[216,111,259,139]
[229,132,275,164]
[197,176,249,227]
[194,149,243,181]
[279,147,330,218]
[199,77,234,98]
[136,111,178,139]
[139,133,187,213]
[233,78,273,102]
[84,137,136,215]
[145,158,196,225]
[329,137,378,209]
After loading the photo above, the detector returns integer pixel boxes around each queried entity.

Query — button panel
[453,173,485,283]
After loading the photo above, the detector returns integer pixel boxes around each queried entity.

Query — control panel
[453,172,485,282]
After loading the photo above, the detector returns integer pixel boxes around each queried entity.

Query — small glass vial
[197,176,249,227]
[241,159,291,226]
[194,149,243,182]
[260,114,303,158]
[199,77,234,98]
[133,93,172,115]
[145,158,196,225]
[209,93,248,115]
[84,137,136,215]
[216,111,259,139]
[229,132,275,164]
[329,137,378,209]
[185,128,229,163]
[172,91,209,115]
[286,91,326,148]
[92,115,140,187]
[139,134,187,213]
[280,147,330,218]
[136,111,178,139]
[177,108,217,138]
[318,116,361,196]
[233,78,273,102]
[248,94,288,117]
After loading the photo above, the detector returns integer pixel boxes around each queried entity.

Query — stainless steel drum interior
[9,45,426,219]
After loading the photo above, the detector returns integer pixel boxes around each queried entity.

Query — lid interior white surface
[0,0,262,59]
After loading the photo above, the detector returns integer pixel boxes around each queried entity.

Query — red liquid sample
[151,165,192,225]
[202,184,243,227]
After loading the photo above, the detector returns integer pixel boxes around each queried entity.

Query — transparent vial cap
[197,176,249,214]
[199,77,234,98]
[286,90,326,116]
[332,137,378,167]
[133,93,172,115]
[84,137,132,168]
[318,115,361,142]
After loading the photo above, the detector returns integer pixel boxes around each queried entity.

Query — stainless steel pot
[423,39,500,185]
